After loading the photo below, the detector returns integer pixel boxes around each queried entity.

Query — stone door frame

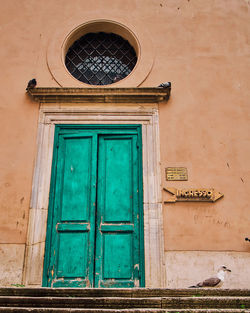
[24,104,165,287]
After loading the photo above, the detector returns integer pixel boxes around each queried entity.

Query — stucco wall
[165,251,250,289]
[157,1,250,252]
[0,0,249,285]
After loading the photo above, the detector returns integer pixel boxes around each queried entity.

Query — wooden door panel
[43,126,144,288]
[103,233,133,279]
[102,137,133,223]
[47,133,97,287]
[61,137,93,221]
[56,231,88,278]
[95,134,141,287]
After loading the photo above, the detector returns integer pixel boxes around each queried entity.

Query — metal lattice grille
[65,32,137,85]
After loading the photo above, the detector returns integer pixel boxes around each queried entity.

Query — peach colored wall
[0,0,249,259]
[157,1,250,252]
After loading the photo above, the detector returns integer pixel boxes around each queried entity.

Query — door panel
[103,233,133,279]
[57,231,88,278]
[102,137,133,222]
[48,134,97,287]
[43,126,144,288]
[61,137,94,221]
[95,135,140,287]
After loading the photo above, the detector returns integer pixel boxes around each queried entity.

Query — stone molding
[24,103,166,287]
[28,87,170,104]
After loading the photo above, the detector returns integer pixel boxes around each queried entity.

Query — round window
[65,32,137,85]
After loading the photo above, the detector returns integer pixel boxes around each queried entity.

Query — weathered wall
[165,251,250,289]
[0,0,249,286]
[157,1,250,252]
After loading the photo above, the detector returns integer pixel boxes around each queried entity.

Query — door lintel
[28,87,171,104]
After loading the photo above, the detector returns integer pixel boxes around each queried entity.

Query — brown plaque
[166,167,188,181]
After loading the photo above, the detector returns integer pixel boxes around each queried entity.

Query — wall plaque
[166,167,188,181]
[163,187,223,203]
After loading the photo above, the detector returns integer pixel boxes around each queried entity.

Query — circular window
[65,32,137,85]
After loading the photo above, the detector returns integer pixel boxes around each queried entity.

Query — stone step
[0,288,249,298]
[0,297,161,308]
[0,308,249,313]
[0,296,249,309]
[162,297,250,309]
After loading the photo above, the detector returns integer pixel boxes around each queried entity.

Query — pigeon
[158,82,171,88]
[26,78,37,91]
[189,265,231,288]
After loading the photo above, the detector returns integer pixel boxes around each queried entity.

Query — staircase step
[162,296,250,309]
[0,297,162,308]
[0,308,249,313]
[0,288,249,312]
[0,288,249,298]
[0,296,249,309]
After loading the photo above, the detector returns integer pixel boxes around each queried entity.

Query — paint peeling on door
[43,126,144,288]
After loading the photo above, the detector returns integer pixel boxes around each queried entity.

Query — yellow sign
[166,167,188,181]
[163,187,223,203]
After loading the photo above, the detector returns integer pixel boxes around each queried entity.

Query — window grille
[65,32,137,85]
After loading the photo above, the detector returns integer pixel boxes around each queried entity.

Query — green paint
[43,125,144,288]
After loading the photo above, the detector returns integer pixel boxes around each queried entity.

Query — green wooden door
[43,126,144,288]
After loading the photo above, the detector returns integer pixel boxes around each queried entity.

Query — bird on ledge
[26,78,37,91]
[158,82,171,88]
[189,265,231,288]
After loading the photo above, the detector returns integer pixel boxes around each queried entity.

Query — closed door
[43,126,144,288]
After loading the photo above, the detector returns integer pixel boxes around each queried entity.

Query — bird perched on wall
[158,82,171,88]
[26,78,37,91]
[189,265,231,288]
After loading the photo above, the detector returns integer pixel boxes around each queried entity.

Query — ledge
[28,87,170,104]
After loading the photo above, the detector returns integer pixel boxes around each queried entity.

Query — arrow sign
[163,187,223,203]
